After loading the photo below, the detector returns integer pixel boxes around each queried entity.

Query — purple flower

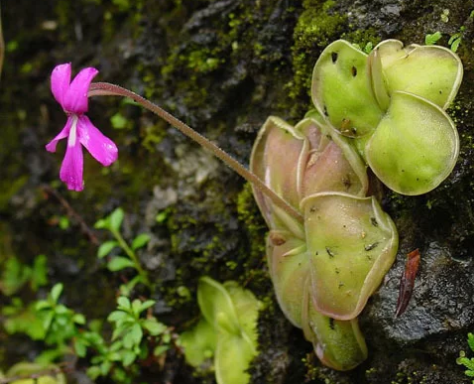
[46,63,118,191]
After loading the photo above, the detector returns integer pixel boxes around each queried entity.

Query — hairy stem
[89,82,303,222]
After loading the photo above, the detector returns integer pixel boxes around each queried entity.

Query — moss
[288,0,347,116]
[342,28,381,52]
[236,183,266,262]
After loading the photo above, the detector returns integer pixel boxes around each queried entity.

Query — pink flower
[46,63,118,191]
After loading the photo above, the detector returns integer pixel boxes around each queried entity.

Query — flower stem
[111,228,151,288]
[89,82,303,222]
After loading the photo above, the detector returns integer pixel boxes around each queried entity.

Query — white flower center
[68,115,79,147]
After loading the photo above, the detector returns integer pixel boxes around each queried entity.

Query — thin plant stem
[111,229,151,288]
[88,82,303,222]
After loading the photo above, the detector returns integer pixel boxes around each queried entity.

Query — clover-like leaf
[303,192,398,320]
[372,39,463,109]
[311,40,383,139]
[365,91,459,195]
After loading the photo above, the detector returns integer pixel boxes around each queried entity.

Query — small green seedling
[180,277,261,384]
[425,31,442,45]
[457,332,474,382]
[0,255,48,296]
[95,207,151,290]
[106,296,170,367]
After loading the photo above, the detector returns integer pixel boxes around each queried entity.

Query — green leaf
[54,304,69,315]
[117,296,131,310]
[35,300,52,311]
[142,319,166,336]
[467,333,474,352]
[122,331,134,349]
[94,218,109,230]
[107,257,135,272]
[98,241,119,258]
[215,333,256,384]
[109,208,125,232]
[374,40,463,109]
[224,281,261,342]
[111,113,128,130]
[155,210,169,223]
[198,276,240,334]
[73,313,86,324]
[132,233,151,250]
[130,323,143,345]
[3,303,46,340]
[138,300,155,313]
[31,254,48,291]
[131,299,142,315]
[306,305,368,370]
[154,345,169,356]
[87,366,102,380]
[108,310,127,322]
[119,275,144,296]
[100,361,112,376]
[74,339,87,357]
[180,318,217,367]
[303,193,398,319]
[366,91,459,195]
[41,311,54,331]
[425,31,442,45]
[122,350,137,366]
[1,257,31,295]
[311,40,383,138]
[450,37,461,53]
[50,283,63,303]
[59,215,70,229]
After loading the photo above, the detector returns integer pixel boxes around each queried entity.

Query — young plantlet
[180,277,261,384]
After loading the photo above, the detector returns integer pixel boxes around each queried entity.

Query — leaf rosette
[250,115,398,369]
[311,39,462,195]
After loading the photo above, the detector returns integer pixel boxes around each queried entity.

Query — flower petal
[59,141,84,191]
[45,117,72,152]
[78,115,118,166]
[51,63,72,107]
[62,67,99,114]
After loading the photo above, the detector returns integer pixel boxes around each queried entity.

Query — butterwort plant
[44,37,464,371]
